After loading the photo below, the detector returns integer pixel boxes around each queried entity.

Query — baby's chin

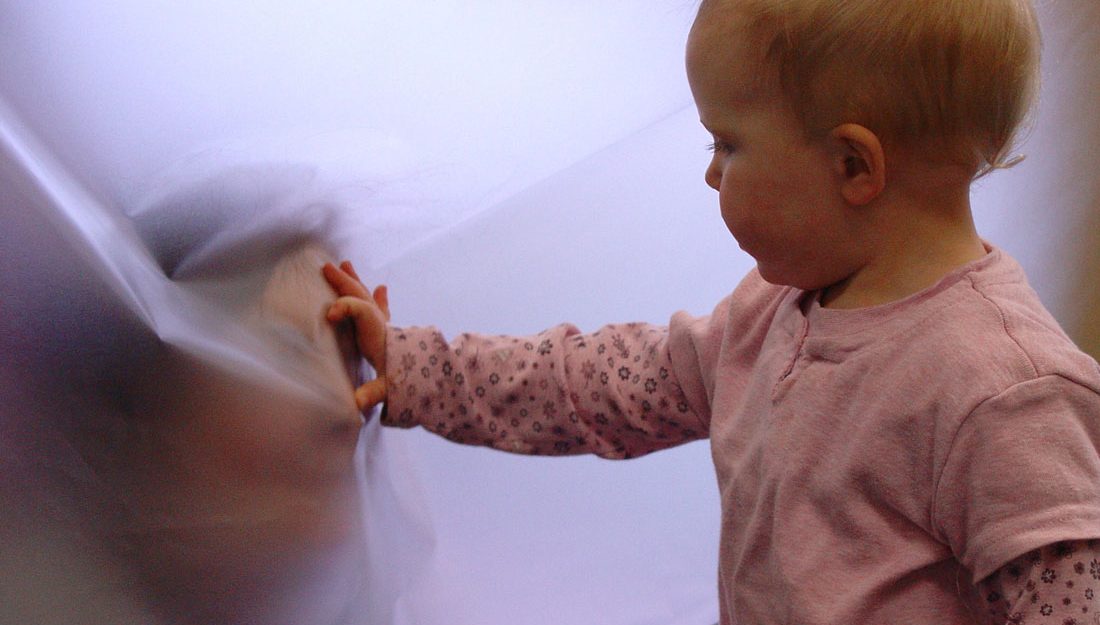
[756,261,857,302]
[754,258,812,288]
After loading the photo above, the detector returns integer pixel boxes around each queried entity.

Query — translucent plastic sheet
[0,3,706,622]
[2,2,1098,625]
[0,110,370,623]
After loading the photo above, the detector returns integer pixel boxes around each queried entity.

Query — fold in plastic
[0,102,373,624]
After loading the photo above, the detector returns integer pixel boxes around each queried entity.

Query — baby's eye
[706,139,736,154]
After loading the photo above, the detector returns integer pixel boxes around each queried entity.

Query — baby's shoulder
[922,270,1100,395]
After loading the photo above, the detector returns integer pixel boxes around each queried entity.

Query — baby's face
[250,244,364,433]
[176,244,362,521]
[130,245,364,618]
[686,8,862,290]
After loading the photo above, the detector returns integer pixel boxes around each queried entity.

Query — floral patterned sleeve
[380,322,708,459]
[977,539,1100,624]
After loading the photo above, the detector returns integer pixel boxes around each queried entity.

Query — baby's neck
[821,178,986,310]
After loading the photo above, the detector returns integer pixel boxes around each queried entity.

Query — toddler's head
[44,164,364,622]
[686,0,1040,292]
[691,0,1040,176]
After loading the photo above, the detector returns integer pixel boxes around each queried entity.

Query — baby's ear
[830,124,886,206]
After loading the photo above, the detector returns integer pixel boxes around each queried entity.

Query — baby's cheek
[166,368,357,490]
[172,392,359,549]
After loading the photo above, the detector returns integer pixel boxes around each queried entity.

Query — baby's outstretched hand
[323,260,390,412]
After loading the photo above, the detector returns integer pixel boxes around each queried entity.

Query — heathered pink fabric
[382,247,1100,623]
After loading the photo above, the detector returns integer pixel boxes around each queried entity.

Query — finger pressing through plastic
[340,260,361,282]
[322,262,370,299]
[327,295,387,372]
[372,285,391,321]
[354,376,388,412]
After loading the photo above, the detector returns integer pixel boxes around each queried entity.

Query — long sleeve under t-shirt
[380,247,1100,624]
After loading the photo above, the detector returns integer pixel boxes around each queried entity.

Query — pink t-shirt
[383,247,1100,623]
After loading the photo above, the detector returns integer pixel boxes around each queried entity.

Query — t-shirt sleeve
[975,539,1100,623]
[934,374,1100,581]
[379,307,722,459]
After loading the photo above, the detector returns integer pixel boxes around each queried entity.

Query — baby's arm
[382,320,706,458]
[324,261,713,459]
[977,539,1100,624]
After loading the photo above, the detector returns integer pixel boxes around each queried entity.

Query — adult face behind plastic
[0,112,366,624]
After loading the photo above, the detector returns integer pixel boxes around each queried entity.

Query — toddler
[325,0,1100,622]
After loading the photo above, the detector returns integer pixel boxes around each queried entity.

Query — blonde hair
[702,0,1041,177]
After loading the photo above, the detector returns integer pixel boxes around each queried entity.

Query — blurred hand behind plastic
[324,261,390,412]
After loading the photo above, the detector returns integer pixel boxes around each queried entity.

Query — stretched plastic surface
[0,3,706,623]
[0,104,374,623]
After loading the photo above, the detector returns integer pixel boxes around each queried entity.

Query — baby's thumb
[328,296,387,370]
[355,376,387,413]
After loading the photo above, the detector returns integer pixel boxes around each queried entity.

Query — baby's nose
[704,159,721,191]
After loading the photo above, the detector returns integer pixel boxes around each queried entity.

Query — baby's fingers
[340,260,362,282]
[354,376,388,412]
[323,261,371,299]
[373,285,391,321]
[327,295,387,369]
